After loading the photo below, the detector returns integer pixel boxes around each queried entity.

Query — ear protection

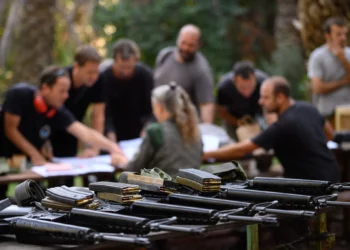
[33,95,56,118]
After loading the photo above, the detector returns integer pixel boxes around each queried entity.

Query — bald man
[204,76,340,182]
[154,24,214,123]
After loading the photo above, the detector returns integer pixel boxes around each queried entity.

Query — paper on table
[31,162,114,178]
[52,155,112,165]
[119,138,142,160]
[202,135,220,152]
[117,135,219,160]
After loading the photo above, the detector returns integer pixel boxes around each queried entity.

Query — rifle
[246,177,350,196]
[221,186,350,209]
[0,217,150,246]
[166,193,315,218]
[128,200,278,225]
[90,180,278,226]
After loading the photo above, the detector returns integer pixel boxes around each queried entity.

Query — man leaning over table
[203,76,340,182]
[0,66,125,198]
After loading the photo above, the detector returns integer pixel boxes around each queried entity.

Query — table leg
[309,212,335,250]
[247,224,259,250]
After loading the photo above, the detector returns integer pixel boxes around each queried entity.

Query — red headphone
[33,95,56,118]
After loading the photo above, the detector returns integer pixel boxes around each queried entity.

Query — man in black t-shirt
[0,66,122,165]
[50,45,106,157]
[216,61,275,140]
[204,76,339,181]
[99,39,154,142]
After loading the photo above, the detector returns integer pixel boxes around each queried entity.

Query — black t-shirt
[101,63,154,141]
[50,66,104,156]
[0,83,76,158]
[216,70,267,119]
[252,101,339,182]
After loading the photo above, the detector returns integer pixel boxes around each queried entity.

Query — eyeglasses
[41,68,68,85]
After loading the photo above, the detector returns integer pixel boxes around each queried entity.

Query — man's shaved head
[178,24,201,42]
[259,76,291,114]
[176,24,201,62]
[264,76,291,98]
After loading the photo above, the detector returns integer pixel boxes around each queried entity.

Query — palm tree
[11,0,56,85]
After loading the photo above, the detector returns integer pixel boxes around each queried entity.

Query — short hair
[323,17,346,34]
[268,76,291,98]
[112,38,140,60]
[232,61,255,79]
[74,45,101,66]
[39,65,68,88]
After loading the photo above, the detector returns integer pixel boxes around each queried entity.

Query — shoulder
[146,123,164,149]
[194,52,211,71]
[7,83,36,98]
[156,47,175,64]
[217,77,233,91]
[135,62,153,76]
[99,59,114,73]
[309,45,328,61]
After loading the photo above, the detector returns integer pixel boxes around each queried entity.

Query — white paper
[119,138,142,160]
[202,134,220,152]
[327,141,338,150]
[52,155,112,165]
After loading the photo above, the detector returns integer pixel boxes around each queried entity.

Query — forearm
[204,144,246,162]
[200,103,214,123]
[79,126,120,154]
[5,128,42,159]
[91,113,104,134]
[337,54,350,74]
[313,78,347,94]
[216,107,238,126]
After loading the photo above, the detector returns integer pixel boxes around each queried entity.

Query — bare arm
[324,120,335,141]
[200,103,214,124]
[67,121,121,154]
[311,76,347,95]
[216,105,238,126]
[90,103,105,134]
[203,140,259,162]
[4,112,46,165]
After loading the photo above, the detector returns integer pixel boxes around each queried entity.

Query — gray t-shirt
[153,47,214,108]
[307,44,350,116]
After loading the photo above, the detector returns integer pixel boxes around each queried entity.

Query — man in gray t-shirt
[308,17,350,122]
[153,24,214,123]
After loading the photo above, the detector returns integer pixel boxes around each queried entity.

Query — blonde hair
[152,82,200,145]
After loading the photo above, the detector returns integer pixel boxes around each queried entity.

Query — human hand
[329,42,345,58]
[111,153,129,169]
[30,153,47,166]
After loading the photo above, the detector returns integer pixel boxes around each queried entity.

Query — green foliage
[93,0,276,80]
[259,44,308,100]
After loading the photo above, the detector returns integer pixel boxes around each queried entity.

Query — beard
[178,49,196,62]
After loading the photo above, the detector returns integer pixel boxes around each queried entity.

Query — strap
[146,123,164,150]
[14,180,46,207]
[141,168,172,181]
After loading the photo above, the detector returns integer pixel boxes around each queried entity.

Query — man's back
[252,101,339,181]
[308,45,350,116]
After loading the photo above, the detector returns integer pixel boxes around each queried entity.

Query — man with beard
[203,76,340,182]
[308,17,350,127]
[154,24,214,123]
[99,39,154,143]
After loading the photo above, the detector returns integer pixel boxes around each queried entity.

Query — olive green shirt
[125,120,203,178]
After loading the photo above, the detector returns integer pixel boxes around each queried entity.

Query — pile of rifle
[1,162,350,248]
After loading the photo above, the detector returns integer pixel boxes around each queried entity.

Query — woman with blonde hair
[114,82,202,178]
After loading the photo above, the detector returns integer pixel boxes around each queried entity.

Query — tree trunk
[275,0,300,47]
[298,0,350,57]
[11,0,56,85]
